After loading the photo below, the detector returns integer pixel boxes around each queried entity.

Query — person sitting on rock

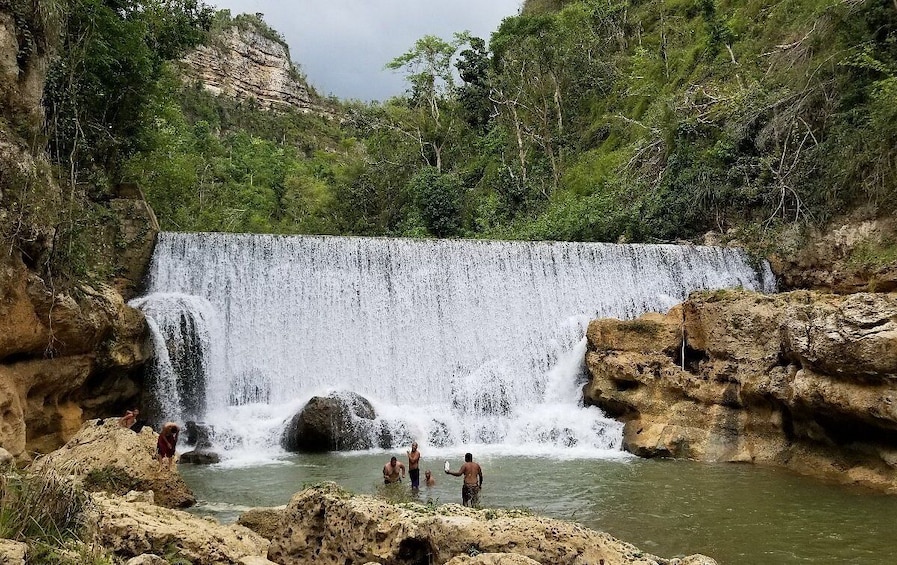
[118,408,139,429]
[157,422,180,471]
[382,456,406,484]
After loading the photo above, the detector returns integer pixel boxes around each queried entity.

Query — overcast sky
[209,0,523,102]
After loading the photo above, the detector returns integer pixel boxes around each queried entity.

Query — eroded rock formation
[87,490,273,564]
[34,419,195,508]
[0,251,152,456]
[768,218,897,293]
[263,482,717,565]
[180,21,327,114]
[584,289,897,493]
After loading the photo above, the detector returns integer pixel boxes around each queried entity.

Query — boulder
[184,420,214,448]
[281,392,377,452]
[33,419,195,508]
[236,506,287,540]
[125,555,168,565]
[87,491,273,565]
[0,446,12,466]
[265,483,716,565]
[178,449,221,465]
[584,289,897,493]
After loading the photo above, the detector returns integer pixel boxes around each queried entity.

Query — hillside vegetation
[123,0,897,244]
[4,0,897,255]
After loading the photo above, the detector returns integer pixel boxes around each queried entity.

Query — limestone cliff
[180,17,327,114]
[584,289,897,493]
[0,5,154,458]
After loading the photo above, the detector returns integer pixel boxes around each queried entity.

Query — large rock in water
[281,392,376,452]
[263,483,717,565]
[33,419,195,508]
[583,289,897,493]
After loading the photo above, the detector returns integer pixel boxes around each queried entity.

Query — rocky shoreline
[1,421,717,565]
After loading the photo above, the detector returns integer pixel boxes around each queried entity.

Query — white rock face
[181,24,323,114]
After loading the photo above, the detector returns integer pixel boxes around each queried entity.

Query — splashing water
[131,233,775,463]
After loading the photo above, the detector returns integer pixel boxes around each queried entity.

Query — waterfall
[132,233,775,463]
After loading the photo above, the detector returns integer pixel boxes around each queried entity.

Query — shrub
[0,466,87,544]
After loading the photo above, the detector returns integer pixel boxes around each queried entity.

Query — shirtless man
[407,442,422,489]
[382,456,406,484]
[445,452,483,507]
[425,469,436,487]
[118,408,139,429]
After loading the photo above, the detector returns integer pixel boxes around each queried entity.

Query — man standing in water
[383,456,406,484]
[445,452,483,507]
[407,442,421,489]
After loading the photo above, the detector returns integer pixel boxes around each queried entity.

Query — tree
[455,36,493,131]
[407,166,463,237]
[385,33,475,173]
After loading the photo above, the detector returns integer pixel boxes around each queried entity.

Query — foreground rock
[34,419,195,508]
[0,539,27,564]
[584,289,897,493]
[263,483,716,565]
[281,392,377,452]
[88,491,273,565]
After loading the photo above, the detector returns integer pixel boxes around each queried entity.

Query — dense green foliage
[2,0,213,285]
[11,0,895,246]
[121,1,897,243]
[45,0,213,188]
[124,72,355,233]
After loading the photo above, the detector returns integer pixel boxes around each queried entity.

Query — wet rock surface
[281,392,377,452]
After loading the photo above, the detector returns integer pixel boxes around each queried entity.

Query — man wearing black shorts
[445,452,483,507]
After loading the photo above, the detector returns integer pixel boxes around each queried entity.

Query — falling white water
[132,233,775,463]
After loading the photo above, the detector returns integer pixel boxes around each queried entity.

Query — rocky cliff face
[768,218,897,294]
[181,22,324,113]
[0,6,155,458]
[584,289,897,493]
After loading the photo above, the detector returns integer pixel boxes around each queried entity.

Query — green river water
[180,452,897,564]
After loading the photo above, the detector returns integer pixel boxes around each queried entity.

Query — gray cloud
[210,0,522,102]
